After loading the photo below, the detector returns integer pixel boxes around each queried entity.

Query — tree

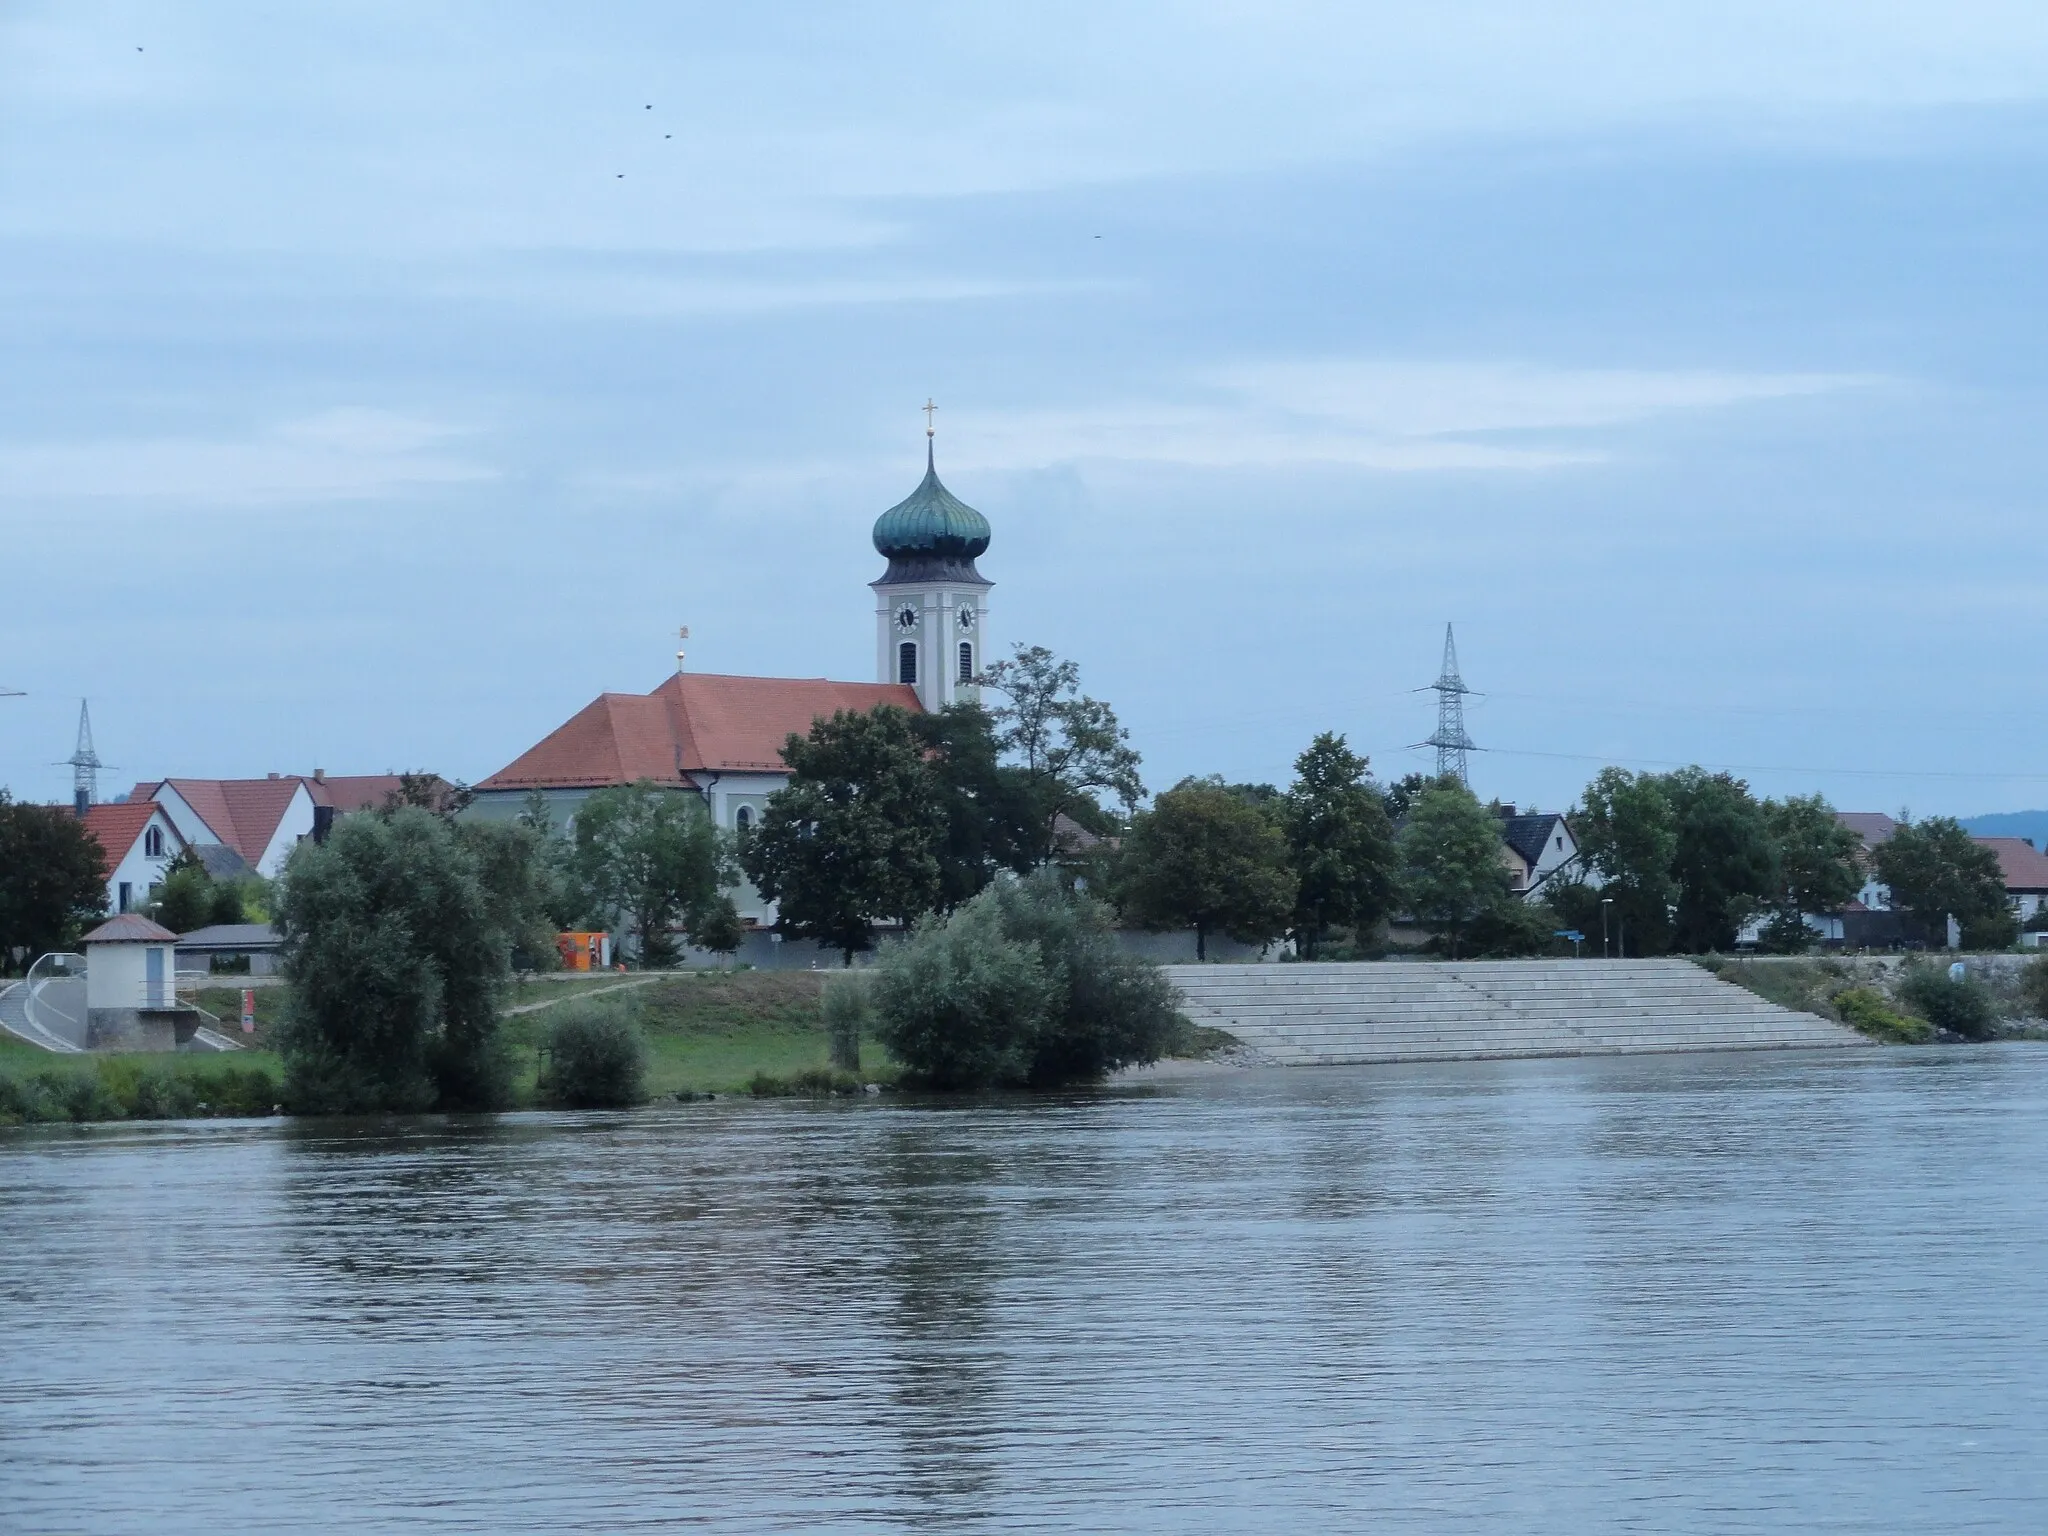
[1874,817,2013,948]
[1573,768,1678,955]
[1758,794,1862,950]
[979,644,1145,860]
[1381,772,1431,822]
[575,781,733,968]
[1282,733,1398,957]
[1114,777,1296,960]
[275,807,513,1113]
[873,870,1180,1089]
[456,818,568,971]
[1396,780,1512,958]
[910,701,1040,908]
[741,706,946,962]
[686,894,746,965]
[0,792,106,970]
[147,852,216,935]
[1663,768,1776,953]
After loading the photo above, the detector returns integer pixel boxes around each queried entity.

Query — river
[5,1046,2046,1532]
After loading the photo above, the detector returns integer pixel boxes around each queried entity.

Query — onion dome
[871,441,992,585]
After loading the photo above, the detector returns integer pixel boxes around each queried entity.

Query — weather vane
[923,398,937,438]
[676,624,690,674]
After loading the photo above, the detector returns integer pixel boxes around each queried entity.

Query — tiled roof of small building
[82,913,180,944]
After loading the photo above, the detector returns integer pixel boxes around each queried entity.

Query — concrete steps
[1165,959,1865,1066]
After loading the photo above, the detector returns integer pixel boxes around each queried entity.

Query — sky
[2,2,2045,817]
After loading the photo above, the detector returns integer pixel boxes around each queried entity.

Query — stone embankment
[1166,958,1865,1066]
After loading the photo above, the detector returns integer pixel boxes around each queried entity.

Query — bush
[1896,962,1999,1042]
[821,973,870,1072]
[873,870,1182,1090]
[748,1067,861,1097]
[1831,986,1934,1044]
[539,1001,648,1108]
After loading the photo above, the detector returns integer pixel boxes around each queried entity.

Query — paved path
[503,976,665,1017]
[1166,959,1866,1066]
[0,981,85,1054]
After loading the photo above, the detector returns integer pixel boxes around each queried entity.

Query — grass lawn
[506,970,894,1097]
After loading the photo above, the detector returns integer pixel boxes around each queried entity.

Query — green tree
[686,893,747,965]
[0,792,106,970]
[147,852,216,934]
[206,878,248,926]
[275,807,513,1113]
[1756,794,1862,950]
[575,781,733,968]
[1396,779,1512,958]
[1874,817,2014,948]
[1381,772,1432,822]
[1115,777,1296,960]
[1664,768,1776,953]
[873,870,1180,1089]
[1573,767,1678,955]
[456,818,568,971]
[741,706,946,962]
[911,701,1040,907]
[979,644,1145,860]
[1282,733,1398,957]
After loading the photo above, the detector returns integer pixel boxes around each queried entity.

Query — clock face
[896,605,919,631]
[957,605,976,631]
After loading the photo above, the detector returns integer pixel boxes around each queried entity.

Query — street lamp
[1601,897,1613,960]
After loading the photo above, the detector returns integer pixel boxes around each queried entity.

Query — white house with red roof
[79,801,188,915]
[127,770,454,880]
[468,440,997,930]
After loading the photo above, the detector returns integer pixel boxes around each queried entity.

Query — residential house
[80,801,189,915]
[1974,838,2048,925]
[129,770,456,880]
[1495,807,1582,899]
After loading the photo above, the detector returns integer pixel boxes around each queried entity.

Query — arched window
[958,642,973,682]
[144,826,164,858]
[735,805,753,831]
[898,641,918,685]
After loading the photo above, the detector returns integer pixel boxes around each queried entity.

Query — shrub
[873,869,1181,1090]
[2020,955,2048,1020]
[821,973,871,1073]
[539,1001,648,1108]
[1831,986,1934,1044]
[1896,962,1999,1042]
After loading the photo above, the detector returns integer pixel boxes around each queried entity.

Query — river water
[5,1046,2046,1533]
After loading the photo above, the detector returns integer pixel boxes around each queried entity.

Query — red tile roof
[478,673,923,790]
[80,801,176,869]
[308,774,452,813]
[1973,837,2048,893]
[139,777,306,865]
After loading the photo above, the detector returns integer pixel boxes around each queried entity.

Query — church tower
[870,425,992,712]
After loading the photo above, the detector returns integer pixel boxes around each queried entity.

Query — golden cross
[923,398,937,438]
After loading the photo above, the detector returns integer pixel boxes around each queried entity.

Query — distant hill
[1960,811,2048,850]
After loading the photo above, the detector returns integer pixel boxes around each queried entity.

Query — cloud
[943,360,1875,472]
[0,409,495,504]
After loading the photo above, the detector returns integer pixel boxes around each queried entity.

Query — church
[467,431,994,928]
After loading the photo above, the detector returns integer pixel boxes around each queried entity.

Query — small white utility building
[81,913,193,1050]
